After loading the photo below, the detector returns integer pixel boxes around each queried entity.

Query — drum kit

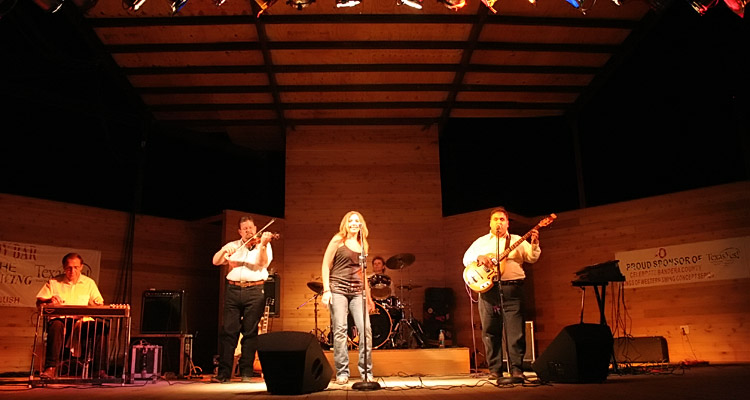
[301,253,426,350]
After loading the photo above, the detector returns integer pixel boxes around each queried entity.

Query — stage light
[286,0,314,9]
[171,0,188,14]
[214,0,226,5]
[336,0,360,6]
[438,0,466,10]
[686,0,719,14]
[481,0,498,12]
[611,0,622,4]
[32,0,64,12]
[563,0,581,7]
[397,0,422,9]
[124,0,147,11]
[722,0,745,16]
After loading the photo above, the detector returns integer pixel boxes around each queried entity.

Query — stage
[2,364,748,400]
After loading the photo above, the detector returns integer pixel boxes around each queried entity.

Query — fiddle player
[212,216,275,383]
[35,253,105,379]
[462,207,540,382]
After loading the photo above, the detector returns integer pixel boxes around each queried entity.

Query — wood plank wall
[2,174,748,373]
[445,181,750,365]
[0,194,222,373]
[281,126,446,341]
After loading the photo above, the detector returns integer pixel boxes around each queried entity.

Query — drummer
[367,256,393,299]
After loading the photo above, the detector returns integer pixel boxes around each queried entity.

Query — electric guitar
[463,214,556,293]
[253,297,274,374]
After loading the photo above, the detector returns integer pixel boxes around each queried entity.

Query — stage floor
[2,364,748,400]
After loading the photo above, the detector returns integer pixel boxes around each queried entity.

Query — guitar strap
[495,233,511,282]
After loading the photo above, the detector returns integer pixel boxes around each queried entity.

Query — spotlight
[171,0,188,14]
[253,0,277,16]
[336,0,360,6]
[214,0,225,5]
[32,0,64,12]
[397,0,422,8]
[481,0,498,12]
[438,0,466,10]
[722,0,746,17]
[125,0,147,10]
[563,0,581,7]
[611,0,621,4]
[286,0,314,9]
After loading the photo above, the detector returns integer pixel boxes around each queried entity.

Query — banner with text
[616,236,750,288]
[0,240,101,307]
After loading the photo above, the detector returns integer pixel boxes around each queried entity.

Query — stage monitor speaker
[258,331,332,395]
[141,289,186,334]
[532,323,613,383]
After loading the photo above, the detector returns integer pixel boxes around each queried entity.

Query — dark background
[1,1,747,220]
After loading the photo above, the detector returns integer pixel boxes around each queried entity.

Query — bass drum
[347,302,392,349]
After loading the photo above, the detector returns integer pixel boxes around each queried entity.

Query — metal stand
[352,252,380,391]
[297,290,328,347]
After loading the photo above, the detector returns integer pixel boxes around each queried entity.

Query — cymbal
[386,253,416,270]
[307,281,324,294]
[397,284,422,290]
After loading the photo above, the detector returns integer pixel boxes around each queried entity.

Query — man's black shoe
[488,371,500,380]
[211,375,230,383]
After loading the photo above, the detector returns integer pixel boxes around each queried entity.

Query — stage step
[323,347,470,378]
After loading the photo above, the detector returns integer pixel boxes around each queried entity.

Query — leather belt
[227,280,265,288]
[500,279,525,286]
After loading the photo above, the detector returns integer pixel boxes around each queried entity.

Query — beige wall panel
[470,51,610,67]
[479,25,631,44]
[464,72,595,86]
[153,110,279,120]
[95,25,259,45]
[113,51,266,68]
[450,109,565,118]
[271,49,464,65]
[265,23,474,41]
[283,109,442,119]
[281,92,449,103]
[456,91,580,103]
[284,126,444,337]
[275,71,457,85]
[129,73,269,87]
[143,93,275,105]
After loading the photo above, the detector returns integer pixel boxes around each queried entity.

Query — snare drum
[368,274,392,300]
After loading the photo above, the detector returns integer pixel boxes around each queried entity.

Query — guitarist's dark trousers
[478,280,526,375]
[218,282,265,379]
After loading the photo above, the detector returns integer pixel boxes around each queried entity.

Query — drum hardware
[385,253,415,270]
[333,302,392,350]
[297,281,329,348]
[368,274,392,300]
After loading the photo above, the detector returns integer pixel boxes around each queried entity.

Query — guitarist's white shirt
[463,233,541,281]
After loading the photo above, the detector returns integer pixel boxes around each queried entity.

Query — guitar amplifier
[130,344,162,381]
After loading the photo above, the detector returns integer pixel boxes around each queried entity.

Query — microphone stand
[495,229,523,385]
[352,251,380,391]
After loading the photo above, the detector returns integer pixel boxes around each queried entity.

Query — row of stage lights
[18,0,745,21]
[124,0,745,17]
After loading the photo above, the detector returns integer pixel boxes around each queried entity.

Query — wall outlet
[680,325,690,335]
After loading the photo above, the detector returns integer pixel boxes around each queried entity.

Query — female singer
[321,211,376,385]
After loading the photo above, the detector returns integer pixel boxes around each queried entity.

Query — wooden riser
[323,347,470,378]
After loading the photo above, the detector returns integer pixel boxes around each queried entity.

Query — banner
[0,240,101,308]
[616,236,750,288]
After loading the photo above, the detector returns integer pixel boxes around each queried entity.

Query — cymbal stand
[297,292,327,346]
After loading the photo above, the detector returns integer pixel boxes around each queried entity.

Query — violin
[245,232,280,250]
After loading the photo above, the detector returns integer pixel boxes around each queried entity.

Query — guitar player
[462,207,540,382]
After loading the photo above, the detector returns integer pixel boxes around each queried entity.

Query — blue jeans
[329,292,372,378]
[478,283,526,373]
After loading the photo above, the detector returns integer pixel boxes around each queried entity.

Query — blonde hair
[336,210,370,254]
